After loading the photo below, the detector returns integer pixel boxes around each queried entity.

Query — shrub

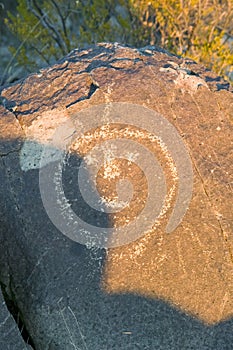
[4,0,233,81]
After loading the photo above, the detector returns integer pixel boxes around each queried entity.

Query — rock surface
[0,43,233,349]
[0,288,32,350]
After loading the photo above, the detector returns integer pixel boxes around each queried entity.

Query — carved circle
[39,103,193,248]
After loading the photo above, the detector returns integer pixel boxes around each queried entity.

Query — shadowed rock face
[0,288,33,350]
[0,43,233,349]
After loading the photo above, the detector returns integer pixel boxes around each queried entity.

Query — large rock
[0,43,233,349]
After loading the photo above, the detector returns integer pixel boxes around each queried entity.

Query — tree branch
[50,0,70,52]
[27,0,67,55]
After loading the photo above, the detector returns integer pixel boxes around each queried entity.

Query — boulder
[0,43,233,349]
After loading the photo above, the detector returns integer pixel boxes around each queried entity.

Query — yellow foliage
[130,0,233,80]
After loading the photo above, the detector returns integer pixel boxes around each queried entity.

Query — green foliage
[5,0,135,72]
[4,0,233,81]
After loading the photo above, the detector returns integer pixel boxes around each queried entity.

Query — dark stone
[0,288,33,350]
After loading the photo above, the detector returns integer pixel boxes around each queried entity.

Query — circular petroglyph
[39,102,193,248]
